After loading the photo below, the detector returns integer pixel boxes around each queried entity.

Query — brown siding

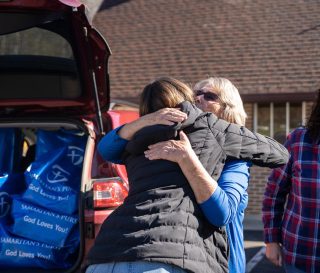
[244,103,253,130]
[247,167,271,215]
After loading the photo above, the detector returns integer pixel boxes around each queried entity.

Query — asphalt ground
[244,230,285,273]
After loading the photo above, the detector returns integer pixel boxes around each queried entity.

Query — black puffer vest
[86,102,288,273]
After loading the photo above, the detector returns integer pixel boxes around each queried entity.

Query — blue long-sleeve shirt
[200,160,250,273]
[98,126,250,273]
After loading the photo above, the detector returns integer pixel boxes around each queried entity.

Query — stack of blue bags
[0,129,86,269]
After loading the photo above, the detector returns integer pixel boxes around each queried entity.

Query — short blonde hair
[139,77,194,116]
[194,77,247,126]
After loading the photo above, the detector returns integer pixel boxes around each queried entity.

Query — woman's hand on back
[145,131,217,203]
[144,131,194,164]
[118,108,187,140]
[142,108,187,126]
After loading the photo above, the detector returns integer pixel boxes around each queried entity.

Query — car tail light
[93,178,128,208]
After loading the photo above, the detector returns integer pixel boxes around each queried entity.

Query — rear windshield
[0,13,81,99]
[0,27,73,58]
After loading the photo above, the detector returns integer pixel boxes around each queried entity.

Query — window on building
[254,102,305,143]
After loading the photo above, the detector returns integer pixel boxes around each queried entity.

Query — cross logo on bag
[47,165,71,183]
[67,146,84,166]
[0,192,10,218]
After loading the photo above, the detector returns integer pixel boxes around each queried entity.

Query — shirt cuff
[264,228,282,243]
[200,186,223,206]
[113,125,127,139]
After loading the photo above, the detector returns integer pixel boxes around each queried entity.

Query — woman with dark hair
[86,77,288,273]
[263,90,320,273]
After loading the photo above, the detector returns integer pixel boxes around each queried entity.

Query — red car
[0,0,138,272]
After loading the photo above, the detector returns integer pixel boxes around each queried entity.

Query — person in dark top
[86,77,289,273]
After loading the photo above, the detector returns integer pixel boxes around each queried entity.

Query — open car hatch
[0,0,111,133]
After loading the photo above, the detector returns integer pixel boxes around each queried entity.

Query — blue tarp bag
[22,129,86,215]
[0,224,72,269]
[0,128,23,174]
[35,129,86,162]
[0,174,26,194]
[0,174,26,223]
[23,148,79,215]
[8,198,79,249]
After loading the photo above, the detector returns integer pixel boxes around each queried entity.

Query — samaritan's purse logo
[67,146,84,166]
[47,165,71,184]
[0,192,10,218]
[45,145,84,184]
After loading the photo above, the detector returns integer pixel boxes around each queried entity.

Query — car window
[0,27,73,58]
[0,21,82,100]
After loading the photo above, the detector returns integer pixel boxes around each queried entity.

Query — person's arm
[98,125,129,164]
[265,243,283,267]
[262,134,293,267]
[145,131,219,203]
[206,115,289,168]
[98,108,187,163]
[118,108,187,140]
[262,139,292,242]
[199,160,250,226]
[145,132,250,225]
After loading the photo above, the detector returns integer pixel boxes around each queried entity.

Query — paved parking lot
[244,230,285,273]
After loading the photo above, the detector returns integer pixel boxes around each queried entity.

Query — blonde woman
[190,77,248,273]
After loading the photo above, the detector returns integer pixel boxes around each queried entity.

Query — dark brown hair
[306,89,320,142]
[139,77,194,116]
